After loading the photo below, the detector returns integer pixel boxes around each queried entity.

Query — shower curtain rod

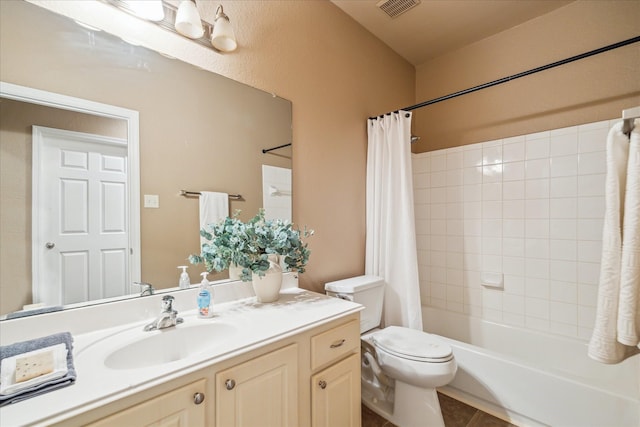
[262,143,292,154]
[370,35,640,120]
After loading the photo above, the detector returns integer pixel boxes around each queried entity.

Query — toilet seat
[372,326,454,363]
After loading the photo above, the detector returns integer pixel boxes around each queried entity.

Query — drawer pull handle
[330,339,346,349]
[193,392,205,405]
[318,380,327,389]
[225,379,236,390]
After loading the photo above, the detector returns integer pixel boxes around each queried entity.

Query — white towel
[199,192,229,246]
[588,121,640,363]
[617,120,640,346]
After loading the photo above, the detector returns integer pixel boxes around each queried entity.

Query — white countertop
[0,287,361,427]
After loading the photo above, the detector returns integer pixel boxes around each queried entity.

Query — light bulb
[175,0,204,39]
[211,6,237,52]
[124,0,164,22]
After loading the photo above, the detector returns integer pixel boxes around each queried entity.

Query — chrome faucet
[144,295,184,331]
[134,281,155,296]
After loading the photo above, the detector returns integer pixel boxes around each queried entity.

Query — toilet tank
[325,275,385,334]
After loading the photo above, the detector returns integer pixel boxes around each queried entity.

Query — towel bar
[180,190,243,200]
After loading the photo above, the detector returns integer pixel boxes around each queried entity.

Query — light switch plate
[144,194,159,208]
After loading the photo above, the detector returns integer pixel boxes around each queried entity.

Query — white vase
[251,255,283,303]
[228,263,243,280]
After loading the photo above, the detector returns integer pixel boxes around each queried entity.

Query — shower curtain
[366,111,423,330]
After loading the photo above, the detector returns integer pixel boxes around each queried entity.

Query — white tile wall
[262,165,292,221]
[413,119,617,341]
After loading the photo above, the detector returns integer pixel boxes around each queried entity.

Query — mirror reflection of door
[0,88,139,316]
[32,126,130,306]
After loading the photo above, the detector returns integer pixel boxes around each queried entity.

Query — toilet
[325,275,457,427]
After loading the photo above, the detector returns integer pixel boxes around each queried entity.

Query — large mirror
[0,1,293,318]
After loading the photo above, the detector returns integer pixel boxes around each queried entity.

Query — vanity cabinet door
[216,344,298,427]
[311,353,360,427]
[87,379,206,427]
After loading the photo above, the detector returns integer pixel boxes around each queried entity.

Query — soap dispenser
[178,266,191,289]
[197,272,214,318]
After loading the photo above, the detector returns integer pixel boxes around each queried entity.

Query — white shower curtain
[366,111,423,330]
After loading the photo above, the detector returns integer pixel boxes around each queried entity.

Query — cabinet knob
[193,392,205,405]
[45,242,56,249]
[225,379,236,390]
[318,380,327,389]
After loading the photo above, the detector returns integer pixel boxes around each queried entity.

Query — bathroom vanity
[0,281,362,427]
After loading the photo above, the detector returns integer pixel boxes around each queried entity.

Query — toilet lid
[372,326,453,363]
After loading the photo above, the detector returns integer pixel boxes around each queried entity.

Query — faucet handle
[161,295,175,312]
[134,281,155,296]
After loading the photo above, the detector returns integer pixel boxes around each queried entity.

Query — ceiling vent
[376,0,421,19]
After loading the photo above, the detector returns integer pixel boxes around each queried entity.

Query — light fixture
[211,5,237,52]
[123,0,164,22]
[103,0,237,53]
[174,0,204,39]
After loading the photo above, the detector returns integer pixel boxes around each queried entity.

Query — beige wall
[412,0,640,152]
[0,99,126,314]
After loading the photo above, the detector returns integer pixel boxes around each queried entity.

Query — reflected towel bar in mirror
[180,190,243,200]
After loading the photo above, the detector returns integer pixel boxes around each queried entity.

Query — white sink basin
[104,322,237,370]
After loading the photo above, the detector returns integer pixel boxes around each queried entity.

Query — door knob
[45,242,55,249]
[193,392,205,404]
[225,379,236,390]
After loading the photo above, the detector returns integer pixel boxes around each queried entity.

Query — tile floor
[361,392,518,427]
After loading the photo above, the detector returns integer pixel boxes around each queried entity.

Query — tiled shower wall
[262,165,292,221]
[413,119,619,341]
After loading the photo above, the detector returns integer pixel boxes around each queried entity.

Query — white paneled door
[32,126,130,306]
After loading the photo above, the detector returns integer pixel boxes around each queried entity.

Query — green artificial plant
[189,210,313,281]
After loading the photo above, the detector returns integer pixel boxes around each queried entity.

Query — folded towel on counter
[6,305,63,320]
[0,332,76,406]
[1,344,68,395]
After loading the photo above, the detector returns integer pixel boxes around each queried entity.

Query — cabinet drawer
[87,379,206,427]
[311,320,359,370]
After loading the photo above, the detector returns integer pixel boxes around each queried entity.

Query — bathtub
[422,306,640,427]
